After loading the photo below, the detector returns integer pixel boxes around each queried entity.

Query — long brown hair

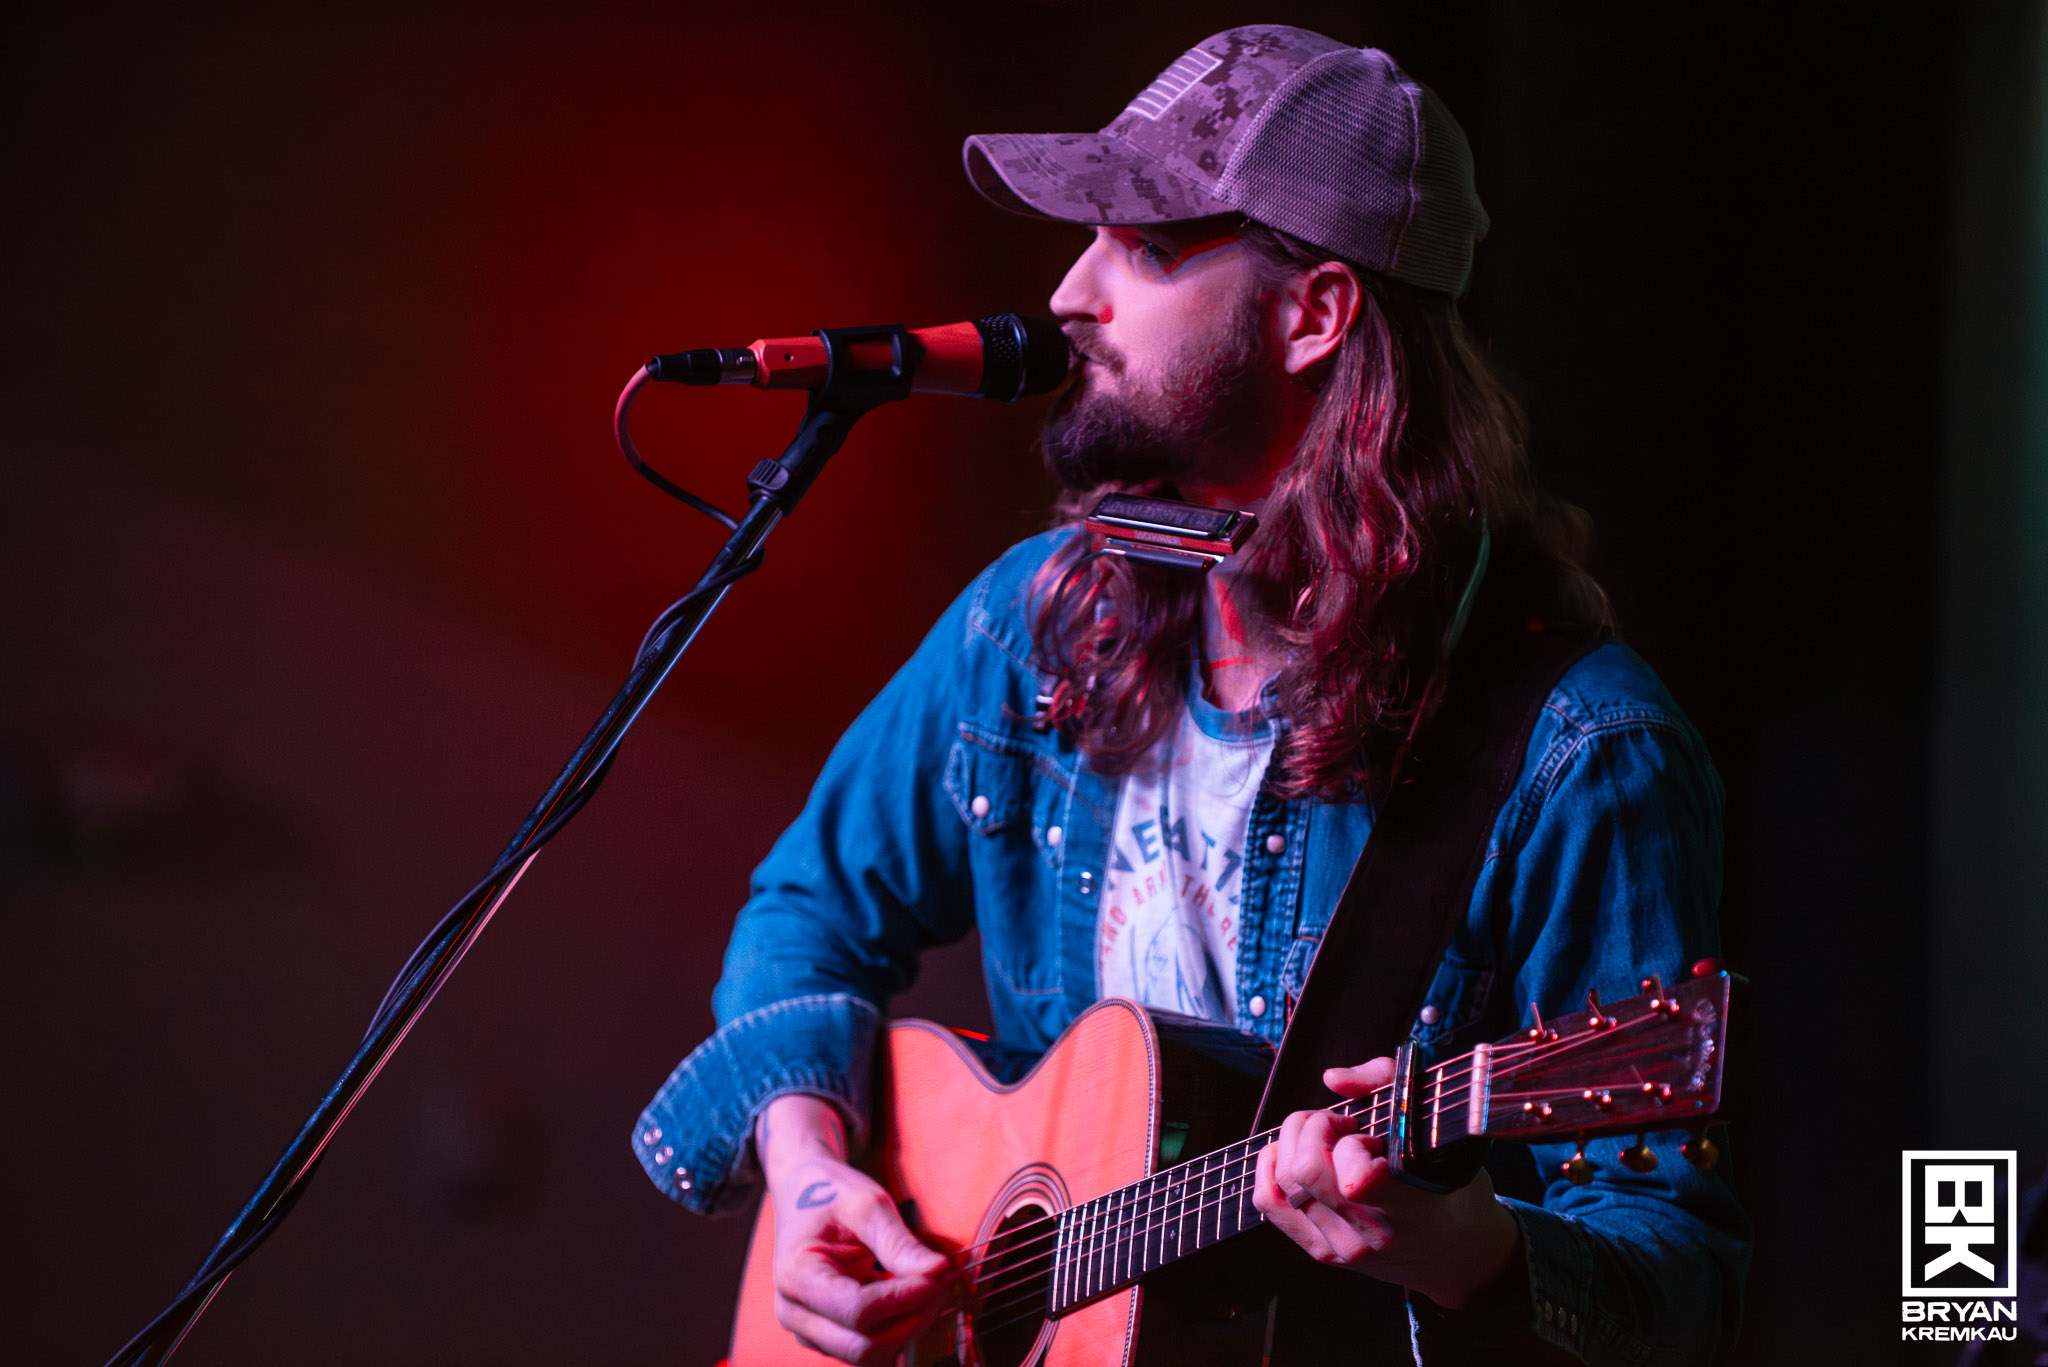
[1029,221,1606,801]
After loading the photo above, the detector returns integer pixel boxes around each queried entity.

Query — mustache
[1061,322,1123,374]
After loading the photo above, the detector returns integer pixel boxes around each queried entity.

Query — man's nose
[1049,236,1109,321]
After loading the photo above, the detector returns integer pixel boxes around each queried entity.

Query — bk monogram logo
[1902,1151,2018,1297]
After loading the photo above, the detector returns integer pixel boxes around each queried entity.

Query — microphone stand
[107,329,922,1366]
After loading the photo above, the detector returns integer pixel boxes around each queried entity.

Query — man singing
[634,25,1749,1365]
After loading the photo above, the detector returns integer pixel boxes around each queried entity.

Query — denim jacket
[634,530,1750,1365]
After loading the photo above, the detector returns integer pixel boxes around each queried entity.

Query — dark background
[4,3,2043,1363]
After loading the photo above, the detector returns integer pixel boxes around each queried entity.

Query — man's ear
[1275,260,1363,375]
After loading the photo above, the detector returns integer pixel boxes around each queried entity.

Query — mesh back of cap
[1217,49,1488,295]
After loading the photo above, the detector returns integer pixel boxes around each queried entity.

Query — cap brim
[963,132,1227,227]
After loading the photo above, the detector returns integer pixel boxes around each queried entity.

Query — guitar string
[960,1077,1456,1316]
[948,1013,1674,1303]
[958,1009,1708,1334]
[961,1149,1309,1342]
[943,1013,1644,1278]
[1402,1006,1672,1092]
[931,1023,1535,1276]
[930,1005,1693,1311]
[959,1046,1693,1321]
[932,1094,1390,1276]
[964,1063,1679,1333]
[953,1090,1386,1272]
[965,1068,1686,1342]
[955,1131,1337,1318]
[960,1058,1679,1321]
[965,1079,1500,1323]
[1417,994,1697,1091]
[965,1165,1271,1334]
[953,1131,1358,1303]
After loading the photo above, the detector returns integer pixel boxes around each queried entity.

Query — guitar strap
[1251,607,1607,1135]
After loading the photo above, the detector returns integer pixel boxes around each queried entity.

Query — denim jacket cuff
[1501,1196,1595,1353]
[631,993,883,1215]
[1407,1195,1584,1364]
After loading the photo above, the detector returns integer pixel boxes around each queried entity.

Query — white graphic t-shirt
[1096,699,1276,1025]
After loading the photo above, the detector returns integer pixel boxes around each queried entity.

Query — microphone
[645,312,1070,402]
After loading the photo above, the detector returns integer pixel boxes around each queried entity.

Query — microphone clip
[742,325,919,511]
[811,323,919,410]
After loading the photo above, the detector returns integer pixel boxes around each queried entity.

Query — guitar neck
[1038,1075,1400,1317]
[1032,969,1731,1319]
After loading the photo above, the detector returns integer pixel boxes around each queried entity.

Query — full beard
[1041,291,1272,492]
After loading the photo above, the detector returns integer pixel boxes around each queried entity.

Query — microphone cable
[102,364,761,1367]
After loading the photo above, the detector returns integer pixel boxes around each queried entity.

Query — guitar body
[728,971,1738,1365]
[729,998,1275,1367]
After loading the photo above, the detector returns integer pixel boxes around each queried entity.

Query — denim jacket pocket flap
[1278,933,1321,1001]
[1413,951,1494,1046]
[944,735,1029,834]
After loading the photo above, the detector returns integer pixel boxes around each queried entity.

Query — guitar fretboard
[965,974,1724,1328]
[1045,1096,1392,1315]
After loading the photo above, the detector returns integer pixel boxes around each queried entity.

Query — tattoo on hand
[796,1180,837,1210]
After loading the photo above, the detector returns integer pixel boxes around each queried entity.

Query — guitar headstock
[1479,966,1733,1149]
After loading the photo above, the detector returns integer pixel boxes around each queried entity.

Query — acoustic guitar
[730,967,1734,1366]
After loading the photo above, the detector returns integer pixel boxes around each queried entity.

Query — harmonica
[1083,492,1259,571]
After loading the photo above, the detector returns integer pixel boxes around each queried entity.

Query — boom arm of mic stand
[112,394,874,1367]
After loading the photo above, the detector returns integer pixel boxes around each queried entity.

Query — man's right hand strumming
[755,1094,956,1366]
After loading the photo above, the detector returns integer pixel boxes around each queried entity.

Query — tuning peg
[1642,973,1681,1015]
[1682,1128,1720,1170]
[1561,1137,1595,1186]
[1620,1133,1658,1173]
[1585,988,1616,1030]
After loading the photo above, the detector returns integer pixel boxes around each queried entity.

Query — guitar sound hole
[966,1201,1055,1367]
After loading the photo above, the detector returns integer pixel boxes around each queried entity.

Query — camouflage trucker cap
[963,26,1489,296]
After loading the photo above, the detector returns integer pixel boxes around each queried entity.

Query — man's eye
[1136,240,1175,267]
